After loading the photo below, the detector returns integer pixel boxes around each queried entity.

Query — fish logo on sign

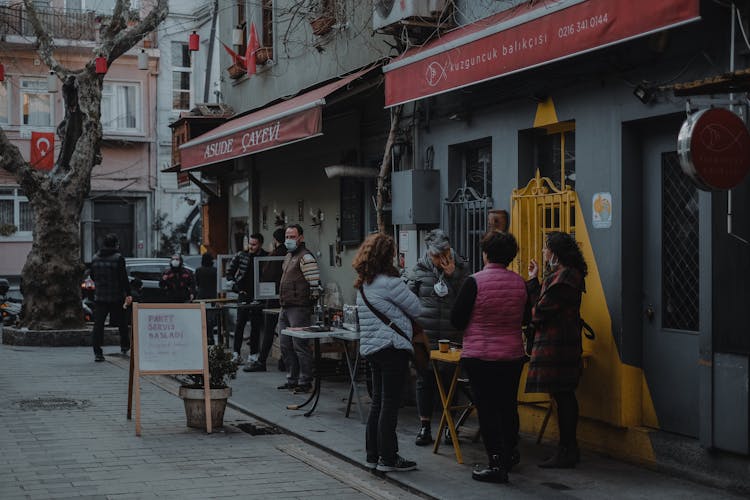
[30,131,55,171]
[425,61,447,87]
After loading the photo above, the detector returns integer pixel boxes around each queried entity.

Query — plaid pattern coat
[524,266,585,394]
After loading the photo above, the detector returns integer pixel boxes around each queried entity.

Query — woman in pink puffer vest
[451,231,530,484]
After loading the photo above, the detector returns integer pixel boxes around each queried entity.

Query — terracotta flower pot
[226,63,245,79]
[178,386,232,429]
[255,47,273,65]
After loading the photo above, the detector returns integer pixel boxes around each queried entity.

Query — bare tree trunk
[376,105,403,234]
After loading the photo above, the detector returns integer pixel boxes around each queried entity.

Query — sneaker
[120,349,130,357]
[415,425,433,446]
[277,382,297,390]
[231,352,243,365]
[242,362,267,372]
[376,455,417,472]
[94,354,105,362]
[365,459,378,470]
[293,383,312,394]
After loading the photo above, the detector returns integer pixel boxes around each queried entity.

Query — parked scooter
[81,275,96,322]
[0,278,22,326]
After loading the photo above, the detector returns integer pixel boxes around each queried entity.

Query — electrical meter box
[392,169,441,225]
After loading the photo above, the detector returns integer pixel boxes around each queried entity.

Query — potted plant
[255,46,273,65]
[226,63,245,80]
[178,344,237,429]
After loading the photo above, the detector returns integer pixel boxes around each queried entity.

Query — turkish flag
[246,23,259,77]
[30,132,55,171]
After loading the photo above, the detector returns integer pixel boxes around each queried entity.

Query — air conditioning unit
[373,0,450,31]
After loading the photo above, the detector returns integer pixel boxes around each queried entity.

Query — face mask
[170,259,180,268]
[433,279,448,297]
[284,239,298,252]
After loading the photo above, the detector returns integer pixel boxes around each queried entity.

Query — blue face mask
[284,239,297,252]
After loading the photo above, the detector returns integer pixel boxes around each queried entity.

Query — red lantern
[95,56,107,74]
[189,31,199,52]
[0,63,4,82]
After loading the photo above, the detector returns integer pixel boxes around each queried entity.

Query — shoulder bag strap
[359,287,409,341]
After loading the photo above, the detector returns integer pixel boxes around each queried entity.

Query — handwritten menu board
[136,306,204,372]
[340,177,364,245]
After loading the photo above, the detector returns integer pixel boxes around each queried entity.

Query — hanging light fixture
[189,31,200,51]
[0,62,4,82]
[232,26,243,47]
[138,49,149,70]
[95,56,107,74]
[47,70,57,93]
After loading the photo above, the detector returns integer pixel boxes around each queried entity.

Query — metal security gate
[510,170,576,276]
[443,186,491,274]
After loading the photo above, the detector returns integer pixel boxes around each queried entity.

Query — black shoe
[94,354,105,362]
[277,382,297,390]
[243,362,267,372]
[376,455,417,472]
[293,384,312,394]
[503,448,521,471]
[472,465,508,483]
[444,427,454,444]
[538,446,577,469]
[415,425,433,446]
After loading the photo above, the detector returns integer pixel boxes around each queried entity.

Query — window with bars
[261,0,273,49]
[0,187,33,237]
[171,42,191,110]
[661,152,700,332]
[0,80,8,125]
[20,79,53,127]
[101,83,139,131]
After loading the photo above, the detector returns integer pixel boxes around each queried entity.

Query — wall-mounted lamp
[633,84,654,104]
[47,70,57,93]
[138,49,149,70]
[189,31,200,51]
[0,63,5,82]
[232,27,243,47]
[95,56,107,74]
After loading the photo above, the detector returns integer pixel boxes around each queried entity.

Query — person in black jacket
[90,233,132,362]
[159,254,195,303]
[195,253,218,345]
[226,233,268,364]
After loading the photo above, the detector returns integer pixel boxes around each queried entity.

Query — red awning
[383,0,700,107]
[179,68,372,170]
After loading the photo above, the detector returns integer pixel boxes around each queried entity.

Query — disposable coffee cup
[438,339,450,353]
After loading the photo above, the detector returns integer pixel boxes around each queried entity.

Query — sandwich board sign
[128,303,211,435]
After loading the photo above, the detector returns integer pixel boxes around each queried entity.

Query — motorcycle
[81,275,96,322]
[0,278,22,326]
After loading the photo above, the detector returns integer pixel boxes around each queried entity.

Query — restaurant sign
[384,0,700,107]
[179,107,323,170]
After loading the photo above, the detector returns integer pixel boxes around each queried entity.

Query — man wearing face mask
[277,224,320,394]
[159,254,195,304]
[226,233,268,364]
[406,229,469,446]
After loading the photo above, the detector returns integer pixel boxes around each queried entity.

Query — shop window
[519,121,575,190]
[20,79,53,127]
[171,41,191,110]
[101,83,139,132]
[0,80,8,125]
[0,187,33,238]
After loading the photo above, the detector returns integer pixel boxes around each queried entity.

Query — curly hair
[352,233,399,288]
[546,231,588,277]
[480,231,518,266]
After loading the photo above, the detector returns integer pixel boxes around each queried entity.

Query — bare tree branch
[376,105,403,234]
[0,127,43,195]
[104,0,131,39]
[105,0,169,63]
[21,0,66,75]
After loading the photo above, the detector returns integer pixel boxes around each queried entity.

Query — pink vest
[462,263,527,361]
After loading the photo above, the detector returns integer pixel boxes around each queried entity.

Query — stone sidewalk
[0,344,419,500]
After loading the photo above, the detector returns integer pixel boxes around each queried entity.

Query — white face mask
[170,259,180,268]
[433,279,448,297]
[284,239,298,252]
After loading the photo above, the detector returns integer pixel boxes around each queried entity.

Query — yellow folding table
[430,348,474,464]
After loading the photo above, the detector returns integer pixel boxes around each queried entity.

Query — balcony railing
[0,3,98,41]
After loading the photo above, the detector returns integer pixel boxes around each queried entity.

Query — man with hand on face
[277,224,320,394]
[227,233,269,364]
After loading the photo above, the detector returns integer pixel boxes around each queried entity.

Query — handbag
[359,288,431,371]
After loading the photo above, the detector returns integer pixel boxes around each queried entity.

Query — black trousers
[365,348,410,464]
[463,357,524,463]
[257,312,278,366]
[92,301,129,356]
[552,391,579,449]
[233,302,263,355]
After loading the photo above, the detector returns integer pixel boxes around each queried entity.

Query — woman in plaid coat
[525,231,587,469]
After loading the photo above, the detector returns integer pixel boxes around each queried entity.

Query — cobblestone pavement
[0,344,421,500]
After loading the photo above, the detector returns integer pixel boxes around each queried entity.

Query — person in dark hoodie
[90,233,132,362]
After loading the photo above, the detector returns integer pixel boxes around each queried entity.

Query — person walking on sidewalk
[354,233,422,473]
[277,224,320,393]
[406,229,468,446]
[90,233,132,362]
[195,252,218,345]
[227,234,268,364]
[244,228,287,372]
[451,231,530,483]
[526,231,587,469]
[159,254,195,304]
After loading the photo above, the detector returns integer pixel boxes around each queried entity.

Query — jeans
[92,301,129,356]
[415,363,455,422]
[365,347,410,464]
[278,306,313,385]
[233,299,263,356]
[257,311,278,366]
[552,391,579,449]
[463,357,524,463]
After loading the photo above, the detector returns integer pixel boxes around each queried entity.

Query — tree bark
[0,0,168,329]
[376,105,403,234]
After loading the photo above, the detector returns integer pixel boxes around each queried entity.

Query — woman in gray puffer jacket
[355,233,422,472]
[406,229,469,446]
